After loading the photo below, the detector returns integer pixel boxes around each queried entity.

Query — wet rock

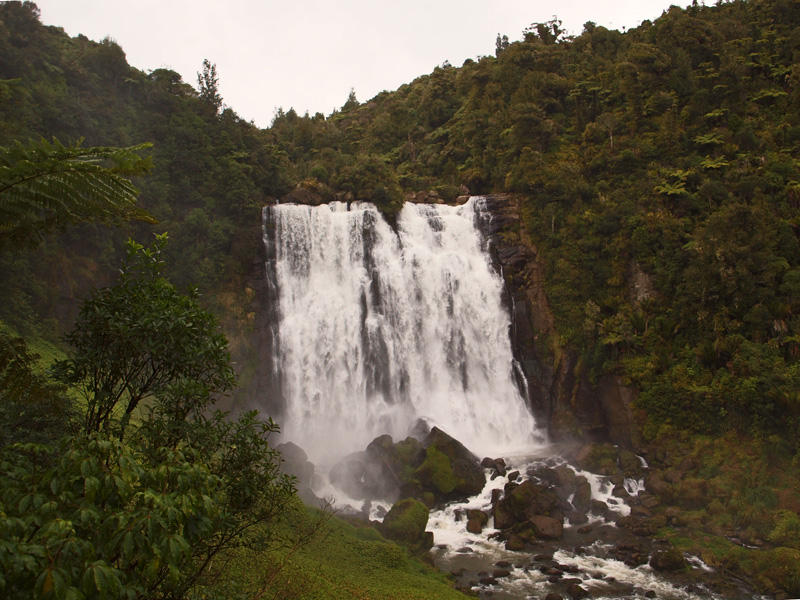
[617,515,659,537]
[650,545,687,572]
[560,564,581,574]
[466,509,489,533]
[416,427,485,501]
[568,510,589,525]
[508,480,563,521]
[505,534,525,551]
[612,485,631,499]
[618,448,645,477]
[590,499,611,519]
[530,515,564,539]
[544,594,564,600]
[494,498,516,529]
[276,442,319,505]
[495,560,512,569]
[566,582,589,599]
[507,470,520,481]
[479,576,498,585]
[492,568,512,578]
[406,418,431,440]
[573,476,592,514]
[380,498,432,552]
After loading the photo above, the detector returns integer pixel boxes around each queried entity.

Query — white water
[265,198,541,463]
[428,455,721,600]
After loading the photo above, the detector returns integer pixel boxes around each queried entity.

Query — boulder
[380,498,432,552]
[415,427,485,501]
[572,476,592,514]
[494,498,516,529]
[329,452,386,500]
[277,442,319,505]
[507,480,562,520]
[466,509,489,534]
[566,583,589,599]
[649,545,687,572]
[505,534,526,551]
[530,515,563,539]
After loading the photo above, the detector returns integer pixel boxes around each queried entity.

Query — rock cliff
[478,194,640,447]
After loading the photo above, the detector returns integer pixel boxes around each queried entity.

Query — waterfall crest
[264,198,542,463]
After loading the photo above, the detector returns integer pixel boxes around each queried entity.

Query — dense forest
[1,0,800,598]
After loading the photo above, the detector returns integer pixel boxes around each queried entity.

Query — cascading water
[263,197,542,464]
[262,198,744,600]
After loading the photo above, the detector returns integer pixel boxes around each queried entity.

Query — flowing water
[262,198,748,599]
[264,198,541,464]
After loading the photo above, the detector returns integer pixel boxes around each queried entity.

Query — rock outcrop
[330,427,485,506]
[478,193,641,447]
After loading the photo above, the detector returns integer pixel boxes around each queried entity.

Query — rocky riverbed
[280,426,763,599]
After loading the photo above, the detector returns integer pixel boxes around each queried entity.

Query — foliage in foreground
[0,237,295,600]
[0,139,154,250]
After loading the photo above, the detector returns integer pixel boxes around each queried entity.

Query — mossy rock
[575,443,621,476]
[508,480,561,520]
[381,498,432,552]
[649,544,687,572]
[413,427,485,503]
[414,446,460,495]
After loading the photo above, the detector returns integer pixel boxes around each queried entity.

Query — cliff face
[478,194,640,448]
[245,195,641,448]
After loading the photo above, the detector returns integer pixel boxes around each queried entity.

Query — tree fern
[0,138,155,249]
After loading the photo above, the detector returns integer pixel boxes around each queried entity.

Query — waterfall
[264,198,542,464]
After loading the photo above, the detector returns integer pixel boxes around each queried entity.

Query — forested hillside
[2,0,800,597]
[267,0,800,443]
[0,1,291,338]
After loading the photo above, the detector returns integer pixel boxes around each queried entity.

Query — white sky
[33,0,683,128]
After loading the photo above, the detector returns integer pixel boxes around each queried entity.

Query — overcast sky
[33,0,683,128]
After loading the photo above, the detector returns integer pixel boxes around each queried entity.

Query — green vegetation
[0,236,296,600]
[2,0,800,596]
[203,503,468,600]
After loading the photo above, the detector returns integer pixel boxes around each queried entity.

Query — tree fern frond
[0,138,155,250]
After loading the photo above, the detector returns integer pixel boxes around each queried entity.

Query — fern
[0,138,155,249]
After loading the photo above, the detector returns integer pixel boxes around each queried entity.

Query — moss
[414,446,459,495]
[381,498,430,548]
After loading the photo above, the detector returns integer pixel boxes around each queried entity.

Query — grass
[197,500,471,600]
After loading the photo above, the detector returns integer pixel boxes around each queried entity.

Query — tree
[0,139,153,250]
[53,234,234,436]
[495,33,509,56]
[197,58,222,112]
[1,235,296,600]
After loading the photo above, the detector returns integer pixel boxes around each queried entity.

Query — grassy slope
[199,502,470,600]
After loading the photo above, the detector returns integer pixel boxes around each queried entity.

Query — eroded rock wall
[479,194,639,448]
